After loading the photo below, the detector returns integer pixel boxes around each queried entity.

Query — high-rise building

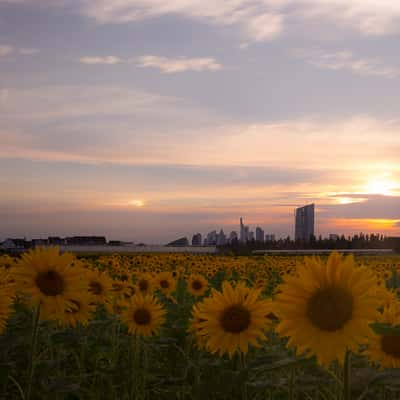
[240,217,245,242]
[229,231,238,243]
[295,204,315,242]
[265,234,276,242]
[217,229,226,246]
[239,217,251,242]
[255,227,264,242]
[192,233,202,246]
[206,230,218,246]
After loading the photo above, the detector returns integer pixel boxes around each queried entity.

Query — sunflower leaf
[369,323,400,336]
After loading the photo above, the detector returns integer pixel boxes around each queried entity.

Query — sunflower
[135,272,154,296]
[155,272,176,296]
[57,296,96,328]
[111,279,132,298]
[13,247,88,320]
[365,304,400,368]
[0,284,15,334]
[187,274,208,297]
[121,294,166,336]
[273,252,381,366]
[86,269,113,304]
[190,281,272,358]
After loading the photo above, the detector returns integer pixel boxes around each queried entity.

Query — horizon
[1,1,400,242]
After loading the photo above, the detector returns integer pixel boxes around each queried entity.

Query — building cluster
[191,217,276,246]
[0,204,325,250]
[0,236,108,250]
[191,203,317,247]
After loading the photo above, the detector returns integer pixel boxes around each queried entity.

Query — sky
[0,0,399,243]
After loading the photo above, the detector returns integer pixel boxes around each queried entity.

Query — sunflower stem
[343,350,351,400]
[239,351,248,400]
[26,304,40,400]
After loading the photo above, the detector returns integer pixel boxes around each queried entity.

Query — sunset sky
[1,0,399,243]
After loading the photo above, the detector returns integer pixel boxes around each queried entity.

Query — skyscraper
[192,233,202,246]
[217,229,226,246]
[255,227,265,242]
[295,204,315,242]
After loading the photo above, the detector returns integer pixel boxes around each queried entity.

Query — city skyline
[1,1,400,243]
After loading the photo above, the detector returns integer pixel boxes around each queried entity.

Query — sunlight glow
[364,176,398,196]
[129,199,145,207]
[335,197,368,205]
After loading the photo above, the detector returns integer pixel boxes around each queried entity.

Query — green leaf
[369,323,400,336]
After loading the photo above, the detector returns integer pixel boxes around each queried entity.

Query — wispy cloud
[18,48,40,55]
[4,0,400,43]
[0,45,40,57]
[79,56,122,64]
[0,45,13,56]
[243,12,283,42]
[292,48,400,78]
[136,55,222,73]
[70,1,400,40]
[1,85,400,174]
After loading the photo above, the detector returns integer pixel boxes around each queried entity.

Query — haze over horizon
[1,0,399,243]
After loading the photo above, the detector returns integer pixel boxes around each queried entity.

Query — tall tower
[240,217,244,243]
[295,204,315,242]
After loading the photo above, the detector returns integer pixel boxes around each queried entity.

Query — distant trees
[218,233,400,255]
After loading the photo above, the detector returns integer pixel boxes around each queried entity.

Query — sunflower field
[1,248,400,399]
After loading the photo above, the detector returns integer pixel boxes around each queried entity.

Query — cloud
[136,55,222,73]
[297,1,400,36]
[1,85,400,176]
[243,12,283,42]
[79,56,122,64]
[0,85,224,164]
[0,46,40,57]
[18,48,40,55]
[74,1,400,39]
[0,45,13,56]
[292,48,400,78]
[319,194,400,220]
[5,1,400,42]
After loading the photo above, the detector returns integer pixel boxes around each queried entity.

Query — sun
[364,177,398,196]
[129,199,145,207]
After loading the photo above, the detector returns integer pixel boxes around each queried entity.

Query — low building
[65,236,107,245]
[265,234,276,242]
[32,239,49,247]
[0,238,31,250]
[166,237,189,247]
[48,237,66,245]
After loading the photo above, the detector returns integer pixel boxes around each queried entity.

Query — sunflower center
[306,286,353,332]
[139,280,149,291]
[89,281,103,295]
[192,280,203,290]
[160,279,169,289]
[381,335,400,358]
[35,270,65,296]
[220,304,251,333]
[133,308,151,325]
